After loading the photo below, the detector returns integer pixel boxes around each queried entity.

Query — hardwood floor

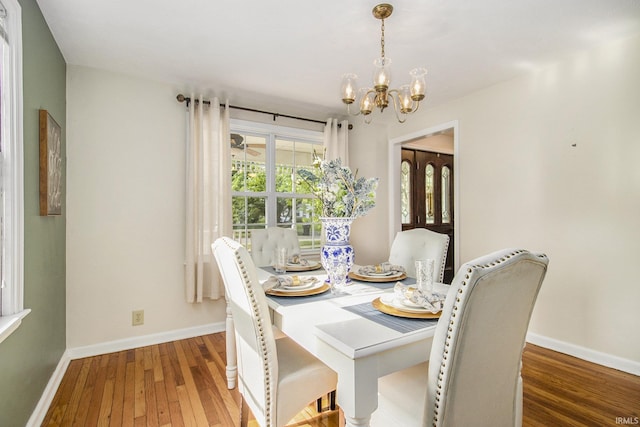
[42,333,639,426]
[522,345,640,426]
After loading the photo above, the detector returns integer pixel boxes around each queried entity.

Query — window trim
[0,0,26,344]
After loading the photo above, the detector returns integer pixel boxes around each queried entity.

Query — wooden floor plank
[43,335,640,427]
[159,342,180,405]
[154,379,172,426]
[42,358,82,426]
[144,369,159,426]
[71,357,100,427]
[175,384,198,427]
[121,359,136,425]
[168,399,186,427]
[174,340,210,426]
[152,343,164,383]
[133,347,146,419]
[108,351,127,427]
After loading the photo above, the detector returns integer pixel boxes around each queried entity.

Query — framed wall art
[39,109,62,216]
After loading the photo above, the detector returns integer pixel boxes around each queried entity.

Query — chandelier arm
[387,90,408,124]
[345,103,362,117]
[412,100,421,114]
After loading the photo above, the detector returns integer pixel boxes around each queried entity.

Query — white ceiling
[36,0,640,119]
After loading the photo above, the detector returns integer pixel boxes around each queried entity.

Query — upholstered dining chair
[372,248,549,427]
[388,228,450,281]
[212,237,337,427]
[251,227,301,266]
[249,227,336,412]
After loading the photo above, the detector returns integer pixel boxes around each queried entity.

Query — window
[230,120,323,254]
[0,0,27,344]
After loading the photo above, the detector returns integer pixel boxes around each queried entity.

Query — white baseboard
[66,322,225,360]
[527,332,640,376]
[26,349,71,427]
[27,322,225,427]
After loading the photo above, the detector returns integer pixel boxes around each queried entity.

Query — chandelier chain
[380,18,386,59]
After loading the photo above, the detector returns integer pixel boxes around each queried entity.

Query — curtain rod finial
[176,94,186,103]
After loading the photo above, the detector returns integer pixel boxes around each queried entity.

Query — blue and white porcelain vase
[320,217,355,293]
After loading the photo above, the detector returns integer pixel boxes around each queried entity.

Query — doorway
[388,121,459,283]
[401,148,454,282]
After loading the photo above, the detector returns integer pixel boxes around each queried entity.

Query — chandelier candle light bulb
[341,73,357,104]
[373,57,391,91]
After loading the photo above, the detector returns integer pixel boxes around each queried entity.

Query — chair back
[251,227,301,266]
[388,228,450,281]
[425,249,549,427]
[212,237,278,426]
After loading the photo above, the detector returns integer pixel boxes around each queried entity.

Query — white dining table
[224,265,450,427]
[226,268,449,427]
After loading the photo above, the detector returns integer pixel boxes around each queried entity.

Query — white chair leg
[225,300,237,389]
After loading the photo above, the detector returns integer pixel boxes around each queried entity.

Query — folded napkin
[287,255,309,266]
[359,262,405,275]
[262,275,318,291]
[393,282,446,313]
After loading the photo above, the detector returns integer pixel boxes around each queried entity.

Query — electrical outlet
[132,310,144,326]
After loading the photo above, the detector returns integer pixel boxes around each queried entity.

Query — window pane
[275,163,293,193]
[401,160,411,224]
[442,166,451,224]
[232,157,266,192]
[294,142,316,194]
[277,197,293,226]
[231,133,266,186]
[296,198,321,250]
[232,196,266,247]
[275,137,294,193]
[297,222,322,251]
[425,164,435,224]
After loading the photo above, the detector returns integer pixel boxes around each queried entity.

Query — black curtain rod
[176,94,352,130]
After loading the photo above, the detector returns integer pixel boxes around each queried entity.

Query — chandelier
[341,3,427,124]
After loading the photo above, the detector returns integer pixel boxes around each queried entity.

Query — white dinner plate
[284,260,322,272]
[276,280,322,293]
[365,271,394,277]
[358,270,405,279]
[280,280,316,291]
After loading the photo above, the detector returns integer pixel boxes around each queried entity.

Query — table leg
[344,415,372,427]
[225,300,237,389]
[335,357,378,427]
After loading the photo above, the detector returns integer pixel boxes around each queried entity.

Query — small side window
[0,0,27,343]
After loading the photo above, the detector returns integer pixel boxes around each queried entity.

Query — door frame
[388,120,460,273]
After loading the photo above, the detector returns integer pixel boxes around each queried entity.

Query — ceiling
[36,0,640,119]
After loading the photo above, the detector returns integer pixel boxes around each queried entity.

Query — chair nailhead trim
[232,246,276,425]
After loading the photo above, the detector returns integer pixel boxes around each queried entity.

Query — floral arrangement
[298,154,378,219]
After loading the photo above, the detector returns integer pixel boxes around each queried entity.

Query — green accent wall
[0,0,66,425]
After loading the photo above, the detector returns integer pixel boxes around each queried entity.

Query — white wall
[348,122,391,266]
[377,35,640,364]
[66,66,225,348]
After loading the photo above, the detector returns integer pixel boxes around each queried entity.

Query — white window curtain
[185,96,231,302]
[323,118,349,164]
